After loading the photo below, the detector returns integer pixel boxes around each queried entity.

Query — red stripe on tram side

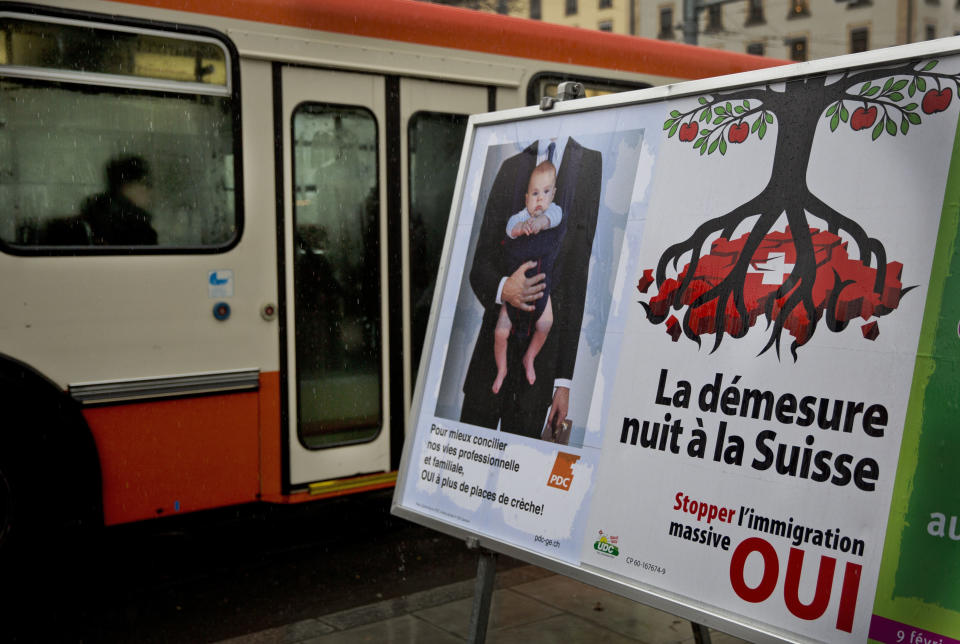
[113,0,784,80]
[258,371,283,500]
[83,374,282,525]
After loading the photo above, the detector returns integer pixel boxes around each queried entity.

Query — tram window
[408,111,468,384]
[528,74,649,105]
[292,103,383,449]
[0,17,227,85]
[0,16,238,251]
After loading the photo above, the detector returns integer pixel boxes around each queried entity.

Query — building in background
[426,0,960,61]
[635,0,960,61]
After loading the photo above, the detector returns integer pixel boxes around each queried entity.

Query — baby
[492,160,565,393]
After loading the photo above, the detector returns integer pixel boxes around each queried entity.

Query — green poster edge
[869,113,960,639]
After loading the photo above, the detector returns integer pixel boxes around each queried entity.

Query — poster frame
[391,36,960,644]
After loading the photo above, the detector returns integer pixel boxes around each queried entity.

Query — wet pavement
[1,488,755,642]
[1,490,521,642]
[218,563,753,644]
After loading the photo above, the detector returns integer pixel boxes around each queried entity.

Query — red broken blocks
[861,320,879,341]
[666,315,682,342]
[642,226,906,347]
[637,269,654,293]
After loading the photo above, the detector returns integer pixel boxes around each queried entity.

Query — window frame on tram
[526,72,651,106]
[406,108,470,384]
[289,99,385,451]
[0,5,244,256]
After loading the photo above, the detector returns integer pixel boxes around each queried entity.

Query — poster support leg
[465,538,497,644]
[691,622,713,644]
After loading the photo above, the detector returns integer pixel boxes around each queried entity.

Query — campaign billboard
[392,39,960,644]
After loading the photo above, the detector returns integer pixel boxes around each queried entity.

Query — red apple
[728,123,749,143]
[922,88,952,114]
[678,121,699,141]
[850,106,877,130]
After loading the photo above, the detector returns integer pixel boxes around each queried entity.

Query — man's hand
[502,261,545,312]
[547,386,569,432]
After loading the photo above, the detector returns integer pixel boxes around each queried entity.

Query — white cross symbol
[748,252,795,285]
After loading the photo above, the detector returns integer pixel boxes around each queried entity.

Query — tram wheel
[0,370,103,571]
[0,461,12,549]
[0,449,27,570]
[0,429,57,571]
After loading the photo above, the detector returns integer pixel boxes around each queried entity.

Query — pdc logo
[546,452,580,491]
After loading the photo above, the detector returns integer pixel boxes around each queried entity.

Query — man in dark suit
[460,137,602,438]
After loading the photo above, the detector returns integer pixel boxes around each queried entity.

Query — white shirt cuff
[553,379,572,390]
[495,277,508,305]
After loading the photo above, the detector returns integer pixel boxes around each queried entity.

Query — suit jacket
[461,138,602,435]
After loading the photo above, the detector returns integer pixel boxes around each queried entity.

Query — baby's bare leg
[522,296,553,385]
[493,305,511,394]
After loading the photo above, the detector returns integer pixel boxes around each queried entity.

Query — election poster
[393,42,960,644]
[397,104,649,565]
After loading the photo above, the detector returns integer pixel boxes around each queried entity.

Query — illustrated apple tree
[644,58,960,359]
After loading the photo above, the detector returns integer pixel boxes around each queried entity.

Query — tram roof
[116,0,785,81]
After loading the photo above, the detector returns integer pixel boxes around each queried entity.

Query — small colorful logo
[547,452,580,491]
[593,530,619,557]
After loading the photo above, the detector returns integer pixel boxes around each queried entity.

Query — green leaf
[663,119,675,131]
[743,100,751,109]
[670,110,681,118]
[713,116,726,125]
[709,138,720,154]
[725,101,733,114]
[888,91,904,102]
[719,137,727,156]
[700,108,711,122]
[715,105,726,115]
[694,137,705,149]
[699,143,707,156]
[866,86,880,97]
[698,96,708,105]
[907,111,922,125]
[882,77,894,92]
[759,121,767,139]
[751,117,762,133]
[860,82,872,95]
[840,105,849,122]
[826,103,838,116]
[670,121,680,137]
[909,80,916,97]
[904,102,918,111]
[923,60,938,71]
[830,112,840,132]
[885,118,897,136]
[872,120,884,141]
[734,106,745,114]
[901,118,910,135]
[891,79,908,92]
[917,77,927,92]
[765,112,774,124]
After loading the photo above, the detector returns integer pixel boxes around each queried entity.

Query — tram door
[281,67,488,487]
[400,78,487,410]
[281,67,389,486]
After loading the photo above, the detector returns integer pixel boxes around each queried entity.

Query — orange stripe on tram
[116,0,784,80]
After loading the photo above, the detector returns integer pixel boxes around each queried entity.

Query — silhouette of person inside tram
[42,155,159,246]
[79,155,158,246]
